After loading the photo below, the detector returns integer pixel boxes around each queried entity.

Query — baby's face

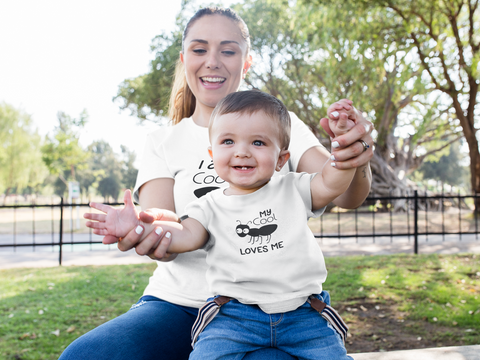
[209,111,289,195]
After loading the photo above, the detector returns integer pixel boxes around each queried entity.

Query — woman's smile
[199,76,227,89]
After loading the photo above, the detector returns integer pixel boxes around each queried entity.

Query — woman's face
[181,15,252,113]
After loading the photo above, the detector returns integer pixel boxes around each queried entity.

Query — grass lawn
[1,254,479,359]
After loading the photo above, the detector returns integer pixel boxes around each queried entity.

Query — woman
[60,7,373,360]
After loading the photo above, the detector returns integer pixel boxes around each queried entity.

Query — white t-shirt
[185,172,327,314]
[133,112,323,308]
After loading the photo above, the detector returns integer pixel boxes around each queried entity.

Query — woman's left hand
[320,99,374,169]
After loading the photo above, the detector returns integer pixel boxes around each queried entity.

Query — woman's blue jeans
[58,296,296,360]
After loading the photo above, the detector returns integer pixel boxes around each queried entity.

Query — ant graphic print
[236,209,278,245]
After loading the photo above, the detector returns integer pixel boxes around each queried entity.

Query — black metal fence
[1,191,479,265]
[0,198,123,265]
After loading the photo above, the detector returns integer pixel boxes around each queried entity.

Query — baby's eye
[253,140,265,146]
[222,139,234,145]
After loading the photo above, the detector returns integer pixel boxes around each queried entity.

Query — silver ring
[358,140,370,152]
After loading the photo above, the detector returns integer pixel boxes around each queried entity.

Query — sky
[0,0,214,164]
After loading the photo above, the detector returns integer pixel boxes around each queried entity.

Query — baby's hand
[84,190,140,238]
[329,108,357,137]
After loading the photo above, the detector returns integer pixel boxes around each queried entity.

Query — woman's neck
[191,104,214,127]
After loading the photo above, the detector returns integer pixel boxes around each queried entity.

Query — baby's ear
[208,147,213,159]
[276,150,290,172]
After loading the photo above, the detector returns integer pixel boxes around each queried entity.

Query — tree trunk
[369,152,413,211]
[465,133,480,211]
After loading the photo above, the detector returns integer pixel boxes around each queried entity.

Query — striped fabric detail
[191,299,223,347]
[321,304,349,344]
[309,296,349,345]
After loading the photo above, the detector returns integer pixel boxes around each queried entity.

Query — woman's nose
[205,53,221,69]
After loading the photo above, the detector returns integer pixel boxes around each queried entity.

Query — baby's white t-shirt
[185,172,327,314]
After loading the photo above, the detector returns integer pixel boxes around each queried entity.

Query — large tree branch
[389,3,460,95]
[449,2,469,74]
[469,0,480,52]
[416,134,464,163]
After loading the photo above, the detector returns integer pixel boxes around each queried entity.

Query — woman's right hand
[103,208,180,262]
[320,99,374,169]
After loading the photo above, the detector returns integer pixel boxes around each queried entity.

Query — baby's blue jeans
[190,291,352,360]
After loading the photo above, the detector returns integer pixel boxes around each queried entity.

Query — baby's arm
[311,110,357,210]
[85,190,209,253]
[151,217,209,253]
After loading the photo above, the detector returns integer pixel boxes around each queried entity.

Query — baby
[87,90,356,360]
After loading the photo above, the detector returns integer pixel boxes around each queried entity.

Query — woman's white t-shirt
[133,112,323,308]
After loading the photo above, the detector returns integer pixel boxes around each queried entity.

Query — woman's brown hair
[168,7,251,124]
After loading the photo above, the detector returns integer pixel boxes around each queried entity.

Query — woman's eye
[193,49,206,54]
[253,140,264,146]
[222,51,235,56]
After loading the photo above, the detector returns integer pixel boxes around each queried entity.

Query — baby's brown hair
[209,90,291,150]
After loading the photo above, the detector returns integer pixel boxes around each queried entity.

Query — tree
[417,141,470,189]
[378,0,480,194]
[41,111,90,186]
[120,145,138,190]
[0,103,48,200]
[86,141,123,202]
[307,0,480,195]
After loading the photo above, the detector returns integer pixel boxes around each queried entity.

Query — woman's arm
[138,178,176,212]
[297,145,372,209]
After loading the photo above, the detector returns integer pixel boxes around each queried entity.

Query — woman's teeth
[201,77,226,83]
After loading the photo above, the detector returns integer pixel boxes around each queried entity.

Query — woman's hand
[103,207,179,262]
[320,99,374,169]
[133,208,179,262]
[85,189,180,262]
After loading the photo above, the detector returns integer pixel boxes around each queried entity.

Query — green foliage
[85,141,132,202]
[416,141,470,188]
[113,30,182,122]
[0,103,48,197]
[120,145,138,191]
[41,111,90,184]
